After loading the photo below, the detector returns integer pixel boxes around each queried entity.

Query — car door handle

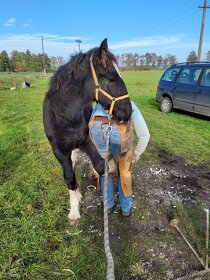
[197,89,202,94]
[172,87,176,92]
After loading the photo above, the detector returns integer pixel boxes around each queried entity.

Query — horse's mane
[47,47,117,95]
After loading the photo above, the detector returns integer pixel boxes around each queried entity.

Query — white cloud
[22,23,32,27]
[0,34,92,60]
[110,36,181,50]
[0,33,208,62]
[4,17,16,26]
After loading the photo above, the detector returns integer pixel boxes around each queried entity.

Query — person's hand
[132,150,141,164]
[108,158,117,173]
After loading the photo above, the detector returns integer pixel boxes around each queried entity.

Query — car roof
[171,61,210,67]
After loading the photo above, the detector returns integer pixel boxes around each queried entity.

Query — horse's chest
[65,122,88,143]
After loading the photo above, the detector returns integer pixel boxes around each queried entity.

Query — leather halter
[90,53,129,116]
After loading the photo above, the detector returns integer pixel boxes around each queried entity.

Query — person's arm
[131,101,150,160]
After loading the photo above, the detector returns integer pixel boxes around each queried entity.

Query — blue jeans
[89,121,132,212]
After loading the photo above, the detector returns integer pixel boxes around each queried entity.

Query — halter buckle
[96,84,101,89]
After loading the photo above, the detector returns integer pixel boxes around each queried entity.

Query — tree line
[187,50,210,63]
[116,53,177,69]
[0,50,64,72]
[0,49,210,73]
[116,49,210,70]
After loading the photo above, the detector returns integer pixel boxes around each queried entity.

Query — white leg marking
[68,189,82,226]
[71,149,78,169]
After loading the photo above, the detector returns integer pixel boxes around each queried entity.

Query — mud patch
[75,149,210,280]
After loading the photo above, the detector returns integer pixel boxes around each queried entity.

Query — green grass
[0,72,51,90]
[0,71,210,279]
[172,202,207,261]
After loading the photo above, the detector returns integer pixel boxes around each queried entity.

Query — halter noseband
[90,53,129,116]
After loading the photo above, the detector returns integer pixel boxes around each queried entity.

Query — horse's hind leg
[52,146,82,226]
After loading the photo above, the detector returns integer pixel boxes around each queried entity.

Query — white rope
[103,124,115,280]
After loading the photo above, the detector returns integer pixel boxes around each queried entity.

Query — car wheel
[160,97,173,113]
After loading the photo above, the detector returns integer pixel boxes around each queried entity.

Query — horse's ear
[99,38,108,68]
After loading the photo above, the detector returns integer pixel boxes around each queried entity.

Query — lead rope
[103,122,115,280]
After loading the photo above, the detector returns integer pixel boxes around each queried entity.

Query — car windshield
[161,67,181,82]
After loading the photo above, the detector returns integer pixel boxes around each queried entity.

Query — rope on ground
[103,124,115,280]
[175,269,210,280]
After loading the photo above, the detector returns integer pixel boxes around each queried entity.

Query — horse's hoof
[68,218,80,227]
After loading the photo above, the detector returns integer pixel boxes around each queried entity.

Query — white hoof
[68,212,81,227]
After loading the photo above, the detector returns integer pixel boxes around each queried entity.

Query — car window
[161,67,181,82]
[177,67,202,85]
[200,68,210,86]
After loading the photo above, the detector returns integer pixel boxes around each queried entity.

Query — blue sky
[1,0,210,62]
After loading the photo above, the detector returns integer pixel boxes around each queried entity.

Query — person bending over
[89,101,150,216]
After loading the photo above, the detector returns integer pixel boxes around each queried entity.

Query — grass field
[0,71,210,279]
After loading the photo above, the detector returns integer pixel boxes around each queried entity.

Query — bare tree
[139,55,146,66]
[120,54,126,67]
[133,53,139,68]
[163,54,177,68]
[157,55,164,68]
[117,52,176,70]
[50,56,64,70]
[151,53,158,67]
[145,52,153,66]
[124,53,134,68]
[187,51,197,62]
[206,50,210,61]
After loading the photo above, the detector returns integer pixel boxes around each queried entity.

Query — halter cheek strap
[90,53,129,116]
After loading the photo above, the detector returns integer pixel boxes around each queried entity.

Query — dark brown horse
[43,39,132,225]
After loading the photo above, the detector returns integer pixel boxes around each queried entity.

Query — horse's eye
[107,72,117,82]
[99,73,115,82]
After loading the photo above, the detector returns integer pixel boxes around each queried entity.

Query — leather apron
[89,117,133,197]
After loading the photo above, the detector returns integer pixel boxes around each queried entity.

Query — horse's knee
[64,171,77,190]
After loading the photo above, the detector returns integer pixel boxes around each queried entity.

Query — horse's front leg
[68,189,82,226]
[80,136,105,175]
[52,146,82,226]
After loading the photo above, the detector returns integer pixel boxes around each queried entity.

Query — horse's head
[88,39,132,122]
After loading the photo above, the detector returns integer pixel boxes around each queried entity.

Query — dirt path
[76,150,210,280]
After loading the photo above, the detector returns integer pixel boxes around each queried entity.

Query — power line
[138,2,197,38]
[142,10,200,39]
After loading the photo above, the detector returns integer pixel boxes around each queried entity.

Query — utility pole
[197,0,210,61]
[41,35,46,76]
[76,39,82,53]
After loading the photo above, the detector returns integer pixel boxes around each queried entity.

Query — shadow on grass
[148,97,210,121]
[174,109,210,121]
